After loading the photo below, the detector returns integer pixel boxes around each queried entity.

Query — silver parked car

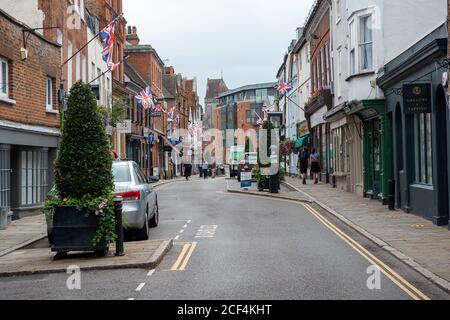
[113,161,160,240]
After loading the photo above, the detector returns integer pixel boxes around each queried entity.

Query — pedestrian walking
[211,161,217,179]
[202,161,209,180]
[184,163,192,181]
[310,148,321,184]
[297,147,310,185]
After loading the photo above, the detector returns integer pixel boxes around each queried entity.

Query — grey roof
[218,82,277,99]
[205,79,228,99]
[163,75,176,100]
[124,60,149,89]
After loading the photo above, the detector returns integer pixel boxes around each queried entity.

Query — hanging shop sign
[310,106,327,128]
[117,120,132,134]
[151,111,162,118]
[403,83,432,114]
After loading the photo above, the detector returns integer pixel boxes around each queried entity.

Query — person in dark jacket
[184,163,192,181]
[310,148,321,184]
[297,148,310,185]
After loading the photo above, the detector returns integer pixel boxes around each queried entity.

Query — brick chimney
[126,26,140,46]
[165,66,175,75]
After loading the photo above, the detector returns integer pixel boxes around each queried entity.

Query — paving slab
[0,239,172,277]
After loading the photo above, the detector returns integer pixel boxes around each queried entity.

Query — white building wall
[332,0,447,103]
[87,27,112,109]
[0,0,44,30]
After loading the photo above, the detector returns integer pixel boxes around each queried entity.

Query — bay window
[359,15,373,71]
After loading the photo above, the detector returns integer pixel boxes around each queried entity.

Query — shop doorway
[435,85,449,223]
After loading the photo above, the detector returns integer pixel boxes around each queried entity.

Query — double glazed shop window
[20,150,48,206]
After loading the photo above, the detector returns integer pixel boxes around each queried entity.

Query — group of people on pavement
[183,161,218,181]
[297,148,321,185]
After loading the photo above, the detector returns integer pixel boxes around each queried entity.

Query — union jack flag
[276,82,293,95]
[100,19,116,67]
[135,87,155,110]
[168,107,175,120]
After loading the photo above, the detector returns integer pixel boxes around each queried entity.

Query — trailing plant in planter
[45,81,116,252]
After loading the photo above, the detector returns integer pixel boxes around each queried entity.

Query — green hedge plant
[48,81,116,245]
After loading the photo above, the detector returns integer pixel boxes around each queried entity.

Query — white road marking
[147,269,155,277]
[174,235,180,240]
[187,220,192,224]
[135,283,146,292]
[179,229,185,233]
[195,225,218,238]
[128,298,135,301]
[183,224,188,229]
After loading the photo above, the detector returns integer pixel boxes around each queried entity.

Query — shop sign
[240,172,252,189]
[117,120,131,134]
[310,106,327,128]
[403,83,432,114]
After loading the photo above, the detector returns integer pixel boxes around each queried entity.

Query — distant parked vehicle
[113,161,160,241]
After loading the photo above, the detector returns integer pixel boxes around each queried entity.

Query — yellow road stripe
[170,243,191,271]
[179,242,198,271]
[302,203,430,300]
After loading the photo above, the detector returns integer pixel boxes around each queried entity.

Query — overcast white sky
[123,0,316,105]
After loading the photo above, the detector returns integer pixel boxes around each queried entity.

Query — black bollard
[114,197,125,256]
[388,180,396,211]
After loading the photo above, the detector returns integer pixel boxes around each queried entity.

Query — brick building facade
[0,9,61,218]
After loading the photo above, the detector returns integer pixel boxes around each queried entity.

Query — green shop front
[344,100,393,204]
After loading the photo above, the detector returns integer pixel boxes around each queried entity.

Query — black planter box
[52,206,108,253]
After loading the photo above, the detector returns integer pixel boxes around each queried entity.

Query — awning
[295,134,310,149]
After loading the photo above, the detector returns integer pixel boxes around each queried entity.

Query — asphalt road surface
[1,177,449,300]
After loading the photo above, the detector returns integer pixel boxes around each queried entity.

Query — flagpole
[61,14,123,68]
[88,55,128,86]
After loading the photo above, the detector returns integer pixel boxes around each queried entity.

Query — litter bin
[0,207,8,230]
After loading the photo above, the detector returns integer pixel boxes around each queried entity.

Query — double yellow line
[170,242,198,271]
[302,203,430,300]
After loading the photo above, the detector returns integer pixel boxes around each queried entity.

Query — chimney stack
[126,26,140,46]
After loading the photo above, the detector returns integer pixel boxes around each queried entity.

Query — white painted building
[278,27,311,175]
[328,0,447,197]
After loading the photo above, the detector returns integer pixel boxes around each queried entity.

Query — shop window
[414,113,433,185]
[0,148,10,207]
[20,150,48,207]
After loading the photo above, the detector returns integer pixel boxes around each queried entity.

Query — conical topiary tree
[55,81,113,199]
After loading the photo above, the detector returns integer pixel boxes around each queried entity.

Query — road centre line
[302,203,430,301]
[135,283,146,292]
[179,229,184,233]
[174,235,180,241]
[147,269,155,277]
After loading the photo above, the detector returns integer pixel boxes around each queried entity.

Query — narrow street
[1,178,449,300]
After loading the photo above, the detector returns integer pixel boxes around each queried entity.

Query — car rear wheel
[149,201,159,228]
[135,209,150,241]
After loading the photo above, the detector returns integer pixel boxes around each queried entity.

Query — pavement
[0,177,187,277]
[0,239,172,277]
[1,177,449,300]
[279,176,450,292]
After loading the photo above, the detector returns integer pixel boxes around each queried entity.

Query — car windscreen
[112,164,131,183]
